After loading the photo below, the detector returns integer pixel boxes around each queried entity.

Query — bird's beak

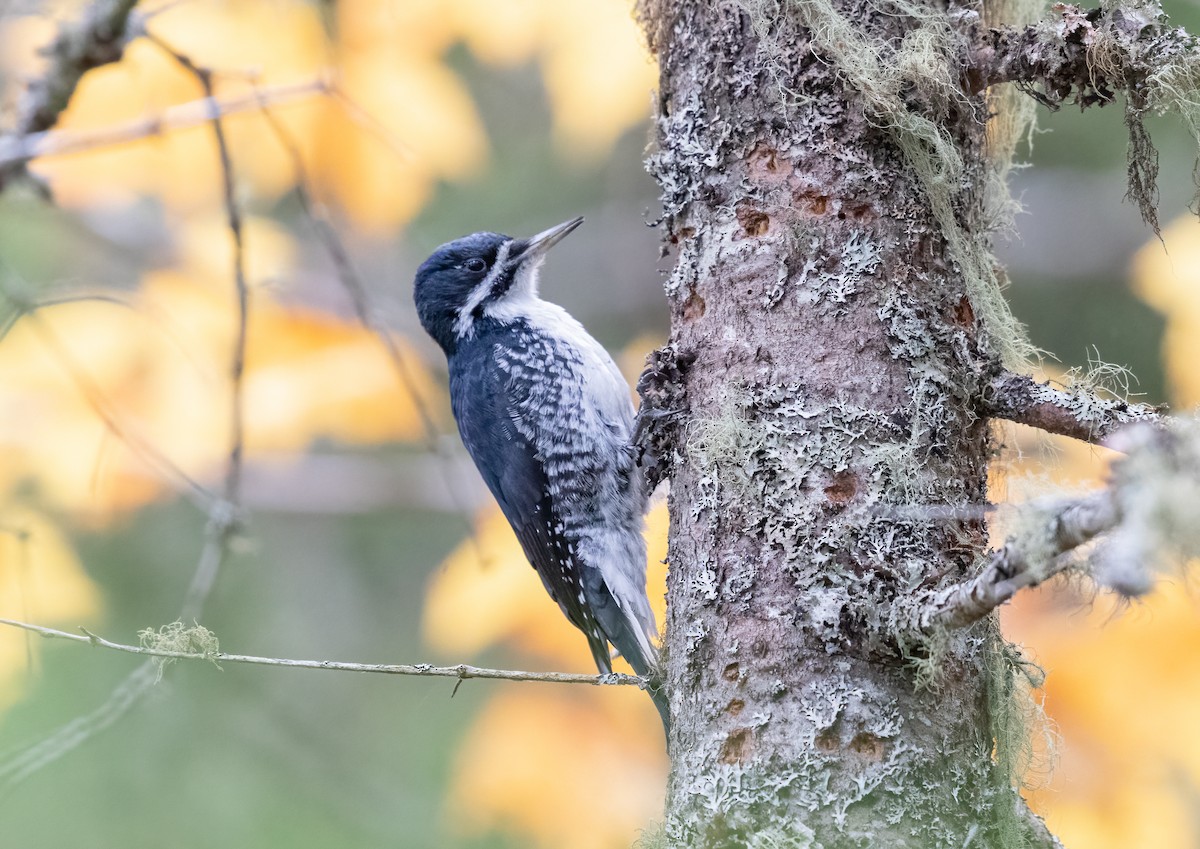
[507,217,584,267]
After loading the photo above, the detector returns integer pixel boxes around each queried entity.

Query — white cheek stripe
[454,240,512,339]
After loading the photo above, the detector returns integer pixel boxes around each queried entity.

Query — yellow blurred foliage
[4,0,656,230]
[538,2,658,157]
[32,8,326,211]
[0,0,662,836]
[1007,584,1200,849]
[425,485,669,848]
[0,507,101,712]
[1133,214,1200,408]
[447,687,667,849]
[454,0,658,156]
[0,213,438,521]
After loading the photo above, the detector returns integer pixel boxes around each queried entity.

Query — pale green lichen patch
[821,231,881,307]
[686,387,769,507]
[138,620,222,682]
[984,632,1058,845]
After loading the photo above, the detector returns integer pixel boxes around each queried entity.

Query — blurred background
[0,0,1197,847]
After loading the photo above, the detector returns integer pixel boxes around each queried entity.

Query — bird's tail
[605,622,670,738]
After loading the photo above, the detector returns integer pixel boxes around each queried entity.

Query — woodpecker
[413,217,667,731]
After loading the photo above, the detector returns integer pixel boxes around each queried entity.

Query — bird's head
[412,217,584,355]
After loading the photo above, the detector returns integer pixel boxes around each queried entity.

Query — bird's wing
[490,334,658,678]
[450,350,613,671]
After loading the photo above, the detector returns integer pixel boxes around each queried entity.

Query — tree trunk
[637,1,1049,845]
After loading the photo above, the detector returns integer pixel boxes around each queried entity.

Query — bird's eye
[464,258,487,274]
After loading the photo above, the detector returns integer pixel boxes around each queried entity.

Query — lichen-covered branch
[916,492,1119,632]
[0,0,142,190]
[983,370,1163,445]
[969,1,1200,233]
[968,3,1181,101]
[0,618,647,689]
[915,416,1200,631]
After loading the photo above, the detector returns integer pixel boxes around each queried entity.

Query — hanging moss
[731,0,1039,368]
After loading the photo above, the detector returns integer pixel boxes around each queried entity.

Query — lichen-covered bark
[636,1,1047,845]
[0,0,141,191]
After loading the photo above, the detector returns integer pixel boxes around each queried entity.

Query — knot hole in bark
[850,732,886,762]
[736,202,770,237]
[795,190,829,215]
[719,728,755,764]
[824,470,859,506]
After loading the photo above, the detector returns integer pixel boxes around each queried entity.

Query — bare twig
[0,0,143,190]
[145,32,251,614]
[983,370,1163,445]
[0,663,159,794]
[0,618,647,688]
[19,289,216,378]
[0,79,326,170]
[250,92,439,441]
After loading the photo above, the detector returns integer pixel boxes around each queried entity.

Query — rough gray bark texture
[635,1,1048,845]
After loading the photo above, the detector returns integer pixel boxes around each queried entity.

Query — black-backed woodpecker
[413,217,668,731]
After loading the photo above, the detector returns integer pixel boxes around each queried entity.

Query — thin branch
[0,78,326,170]
[915,491,1119,631]
[0,663,158,795]
[22,289,217,379]
[0,0,143,190]
[146,31,250,611]
[325,83,413,162]
[0,618,646,688]
[250,92,438,441]
[983,370,1163,446]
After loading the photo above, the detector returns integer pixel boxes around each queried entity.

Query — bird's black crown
[413,231,509,354]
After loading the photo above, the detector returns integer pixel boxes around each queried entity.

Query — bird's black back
[448,316,615,670]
